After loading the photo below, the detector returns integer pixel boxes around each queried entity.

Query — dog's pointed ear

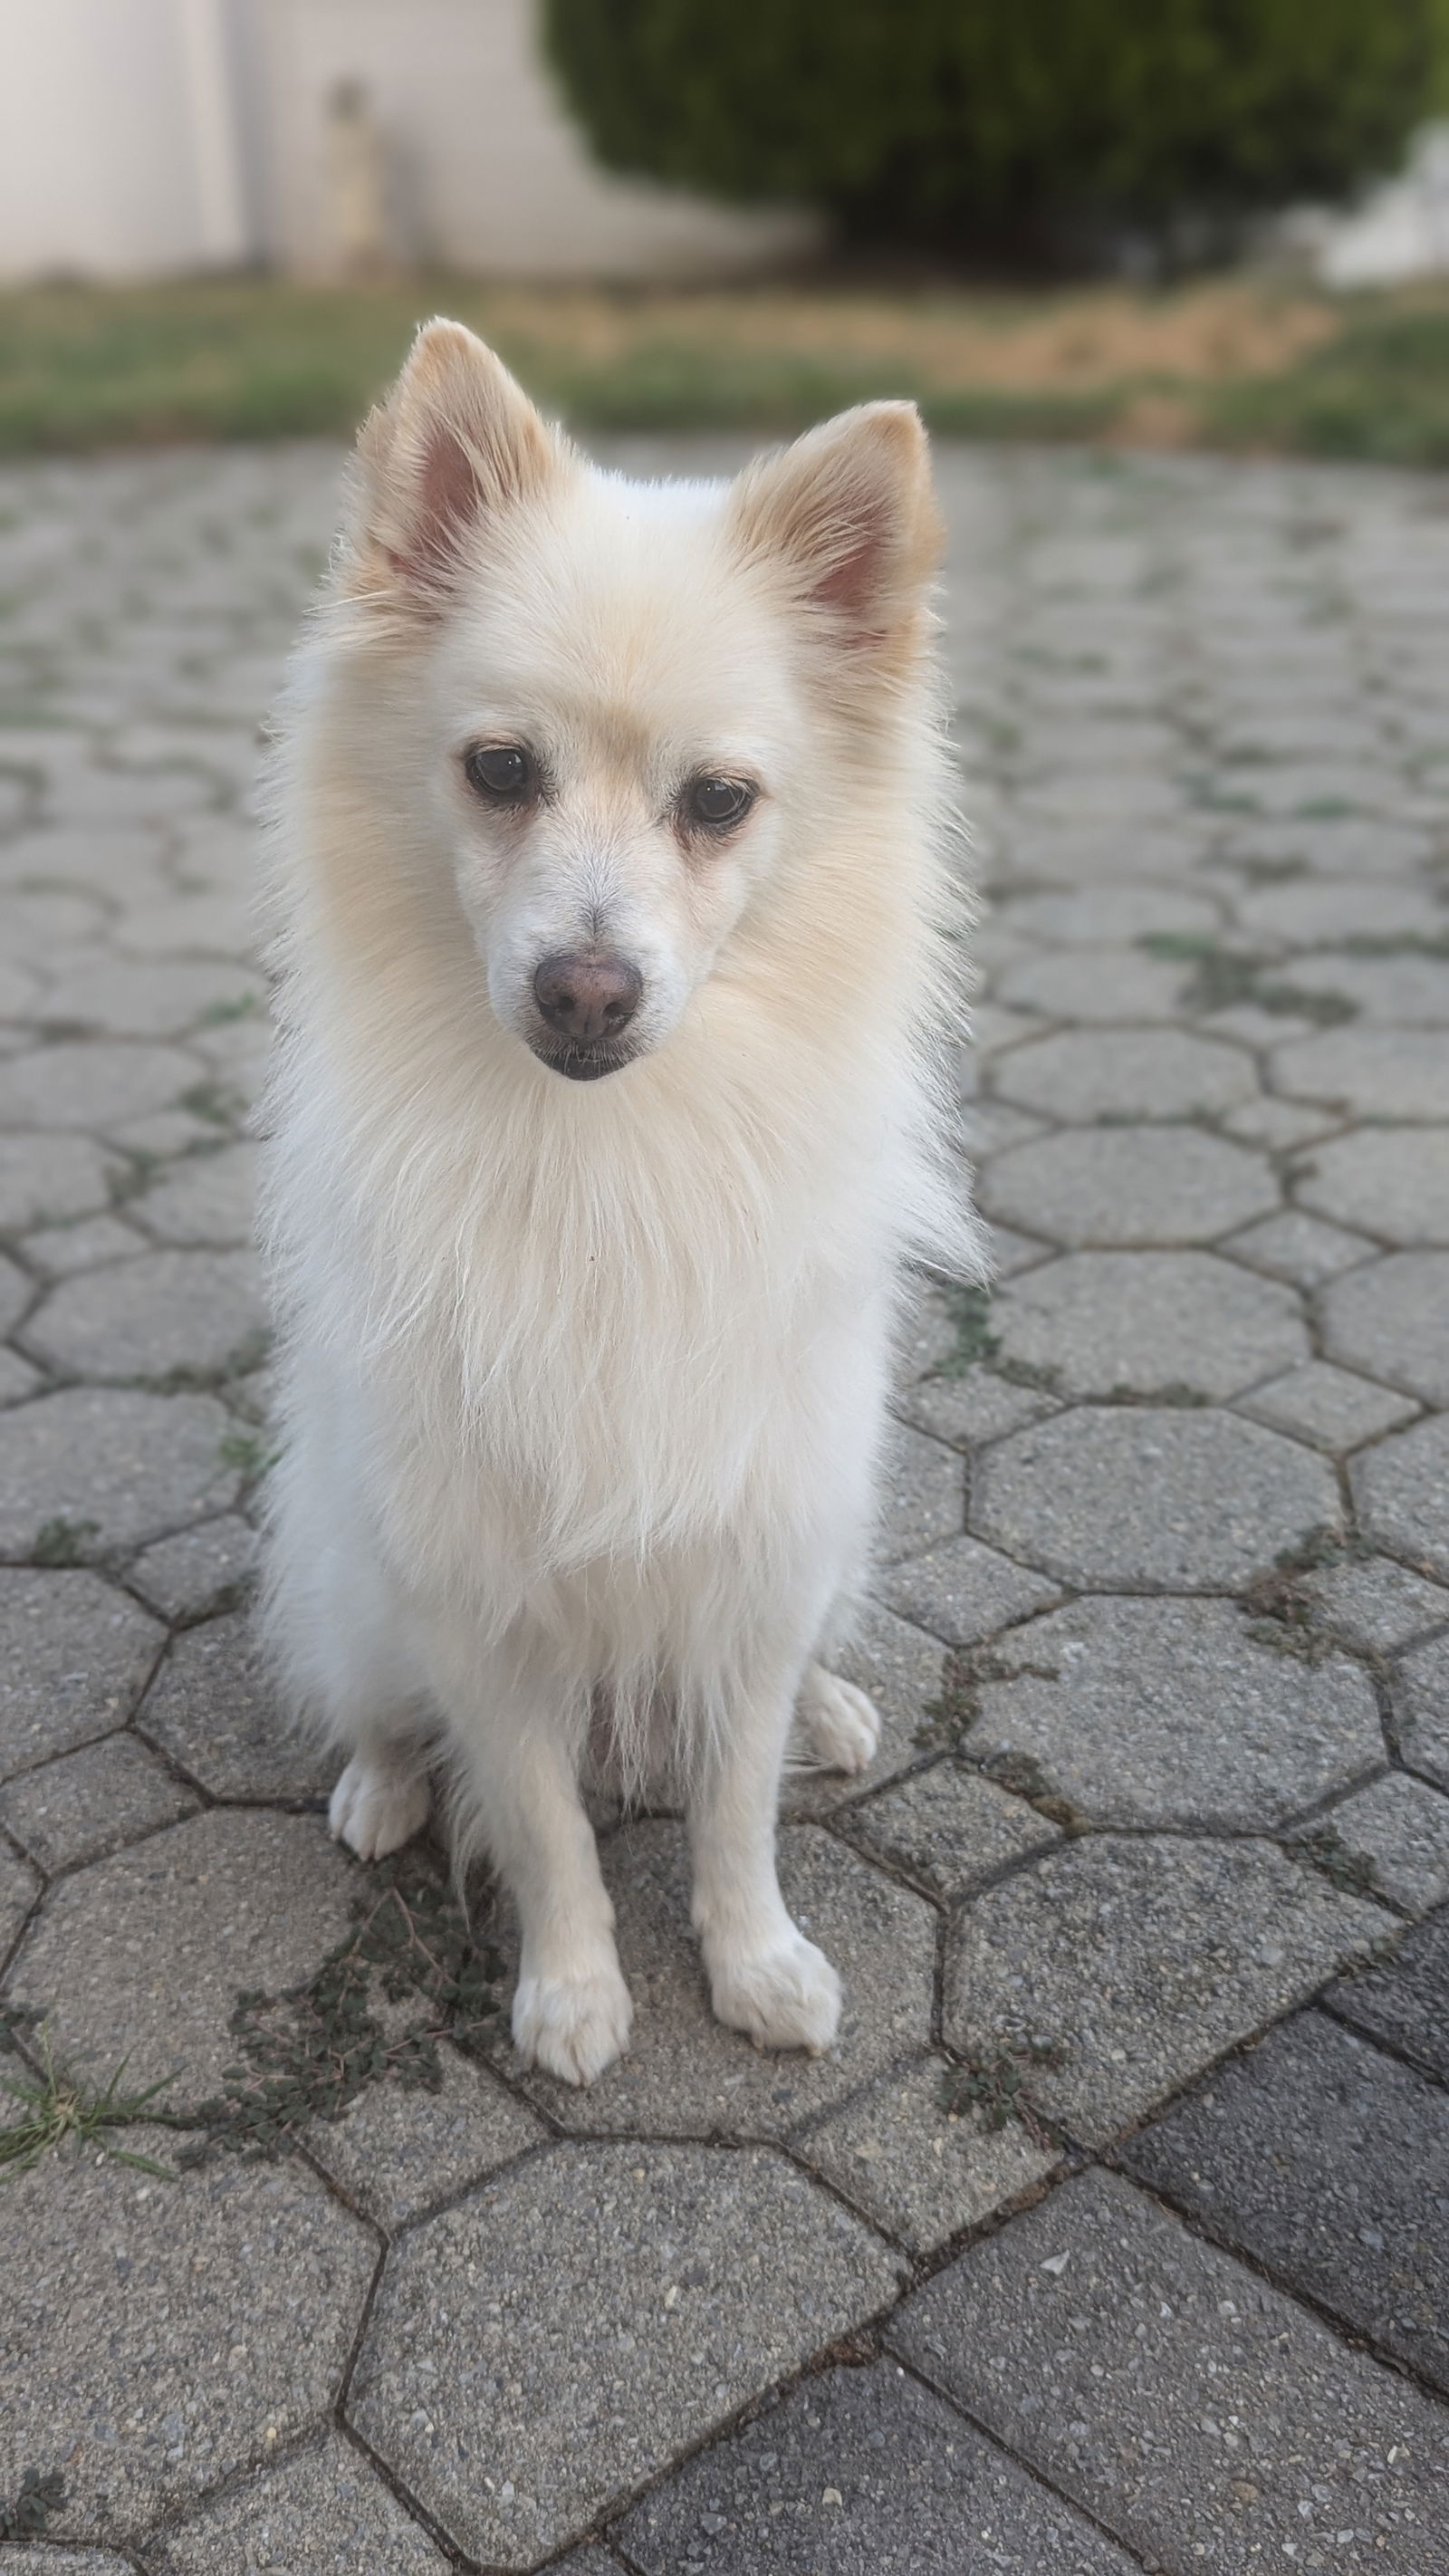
[726,401,943,660]
[345,319,561,610]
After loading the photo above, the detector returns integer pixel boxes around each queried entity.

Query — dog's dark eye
[686,775,753,829]
[464,744,533,804]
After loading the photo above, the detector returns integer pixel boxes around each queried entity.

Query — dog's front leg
[688,1653,842,2056]
[422,1627,631,2088]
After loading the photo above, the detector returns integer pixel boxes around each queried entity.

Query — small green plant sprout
[30,1515,100,1567]
[217,1426,281,1480]
[0,2466,66,2541]
[197,990,260,1025]
[930,1281,1000,1378]
[938,2041,1065,2148]
[0,2024,178,2179]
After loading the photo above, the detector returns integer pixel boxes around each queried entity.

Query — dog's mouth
[529,1036,639,1082]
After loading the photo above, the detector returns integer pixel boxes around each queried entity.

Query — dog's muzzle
[531,950,643,1081]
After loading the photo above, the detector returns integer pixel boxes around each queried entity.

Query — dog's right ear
[343,320,561,611]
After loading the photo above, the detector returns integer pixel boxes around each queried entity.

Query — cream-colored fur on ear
[342,317,568,612]
[726,401,945,669]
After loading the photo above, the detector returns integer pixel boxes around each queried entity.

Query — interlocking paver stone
[1395,1630,1449,1793]
[889,2168,1449,2572]
[1322,1251,1449,1408]
[1223,1205,1377,1287]
[994,1025,1257,1120]
[1295,1124,1449,1245]
[1241,1358,1420,1450]
[0,1042,200,1131]
[615,2360,1135,2574]
[795,2052,1060,2254]
[303,2044,545,2229]
[966,1594,1382,1828]
[844,1760,1060,1898]
[972,1405,1339,1589]
[4,1807,357,2104]
[1326,1904,1449,2083]
[0,2555,134,2573]
[878,1426,964,1563]
[143,2435,453,2573]
[0,1131,117,1231]
[1353,1413,1449,1583]
[18,1212,148,1278]
[878,1533,1060,1645]
[22,1246,264,1382]
[136,1612,329,1802]
[135,1140,257,1246]
[944,1832,1392,2141]
[128,1513,258,1622]
[0,1841,40,1961]
[785,1601,945,1816]
[0,1387,239,1559]
[1120,2011,1449,2393]
[0,2129,374,2544]
[1321,1773,1449,1914]
[1273,1025,1449,1119]
[0,1568,162,1777]
[0,1731,197,1873]
[348,2141,901,2569]
[993,1248,1307,1399]
[980,1124,1278,1245]
[1303,1551,1449,1652]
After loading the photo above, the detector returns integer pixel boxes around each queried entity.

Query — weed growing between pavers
[925,1282,1060,1393]
[0,2468,65,2541]
[1242,1525,1362,1665]
[29,1514,100,1565]
[216,1425,281,1480]
[1137,932,1357,1025]
[938,2043,1066,2149]
[0,2024,178,2178]
[178,1852,507,2161]
[916,1649,1080,1830]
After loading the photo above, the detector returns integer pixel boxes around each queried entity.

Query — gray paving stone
[0,1387,239,1559]
[1295,1124,1449,1245]
[784,1602,945,1819]
[4,1807,358,2106]
[22,1246,264,1383]
[995,1248,1307,1399]
[0,1731,198,1874]
[1395,1630,1449,1793]
[995,885,1219,948]
[1242,1358,1420,1450]
[1321,1772,1449,1915]
[128,1513,258,1622]
[616,2357,1134,2575]
[897,1363,1059,1450]
[0,2554,133,2573]
[0,1568,163,1778]
[1220,1093,1344,1152]
[889,2167,1449,2573]
[1120,2010,1449,2394]
[1353,1413,1449,1583]
[944,1832,1392,2143]
[1327,1904,1449,2083]
[878,1533,1060,1646]
[1006,822,1209,881]
[501,1821,936,2138]
[972,1405,1339,1589]
[1223,1205,1376,1288]
[966,1594,1382,1830]
[980,1125,1279,1246]
[1322,1252,1449,1408]
[994,1026,1257,1121]
[1303,1552,1449,1653]
[877,1426,964,1564]
[135,1140,257,1247]
[0,1251,28,1335]
[993,941,1185,1022]
[136,1613,329,1803]
[348,2140,902,2570]
[17,1212,148,1278]
[849,1736,1060,1880]
[0,1350,43,1406]
[1273,1025,1449,1120]
[0,1131,118,1232]
[0,1041,198,1131]
[38,958,265,1041]
[0,1840,41,1962]
[303,2043,544,2229]
[143,2435,451,2573]
[0,2129,374,2545]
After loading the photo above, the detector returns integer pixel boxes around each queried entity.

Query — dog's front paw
[798,1667,881,1775]
[513,1957,633,2087]
[708,1933,843,2056]
[329,1754,431,1861]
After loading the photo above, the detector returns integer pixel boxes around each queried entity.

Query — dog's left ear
[726,402,943,661]
[344,319,562,610]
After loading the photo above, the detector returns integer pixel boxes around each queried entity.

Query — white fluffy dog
[258,321,984,2086]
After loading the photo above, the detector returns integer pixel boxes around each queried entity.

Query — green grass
[1207,302,1449,466]
[0,2025,178,2179]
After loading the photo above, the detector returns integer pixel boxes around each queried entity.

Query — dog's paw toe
[799,1668,881,1775]
[328,1756,431,1861]
[513,1961,633,2088]
[709,1934,842,2057]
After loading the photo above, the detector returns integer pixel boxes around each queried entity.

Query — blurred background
[3,0,1449,462]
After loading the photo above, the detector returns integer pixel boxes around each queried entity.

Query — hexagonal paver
[944,1833,1392,2142]
[0,2130,374,2543]
[1395,1630,1449,1793]
[1321,1772,1449,1914]
[878,1533,1060,1647]
[1322,1251,1449,1407]
[0,1839,41,1960]
[972,1406,1339,1589]
[1294,1123,1449,1245]
[0,1131,118,1231]
[143,2435,452,2573]
[980,1126,1278,1246]
[135,1140,257,1246]
[877,1425,964,1563]
[1302,1552,1449,1653]
[993,1249,1307,1399]
[348,2140,901,2568]
[993,943,1185,1023]
[994,1027,1256,1122]
[1240,1360,1419,1452]
[128,1513,257,1622]
[1223,1206,1375,1288]
[0,1568,163,1778]
[964,1595,1382,1829]
[303,2044,545,2229]
[0,1250,30,1335]
[1272,1026,1449,1119]
[495,1821,936,2138]
[38,958,265,1040]
[136,1613,331,1802]
[793,2051,1060,2254]
[0,1388,240,1559]
[1352,1413,1449,1582]
[4,1808,358,2106]
[843,1760,1060,1898]
[784,1602,945,1818]
[0,1041,199,1131]
[0,1732,198,1873]
[22,1247,264,1382]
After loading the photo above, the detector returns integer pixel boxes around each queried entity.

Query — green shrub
[544,0,1435,255]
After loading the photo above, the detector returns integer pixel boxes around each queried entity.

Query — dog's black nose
[533,952,643,1045]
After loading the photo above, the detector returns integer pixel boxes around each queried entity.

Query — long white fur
[257,322,986,2085]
